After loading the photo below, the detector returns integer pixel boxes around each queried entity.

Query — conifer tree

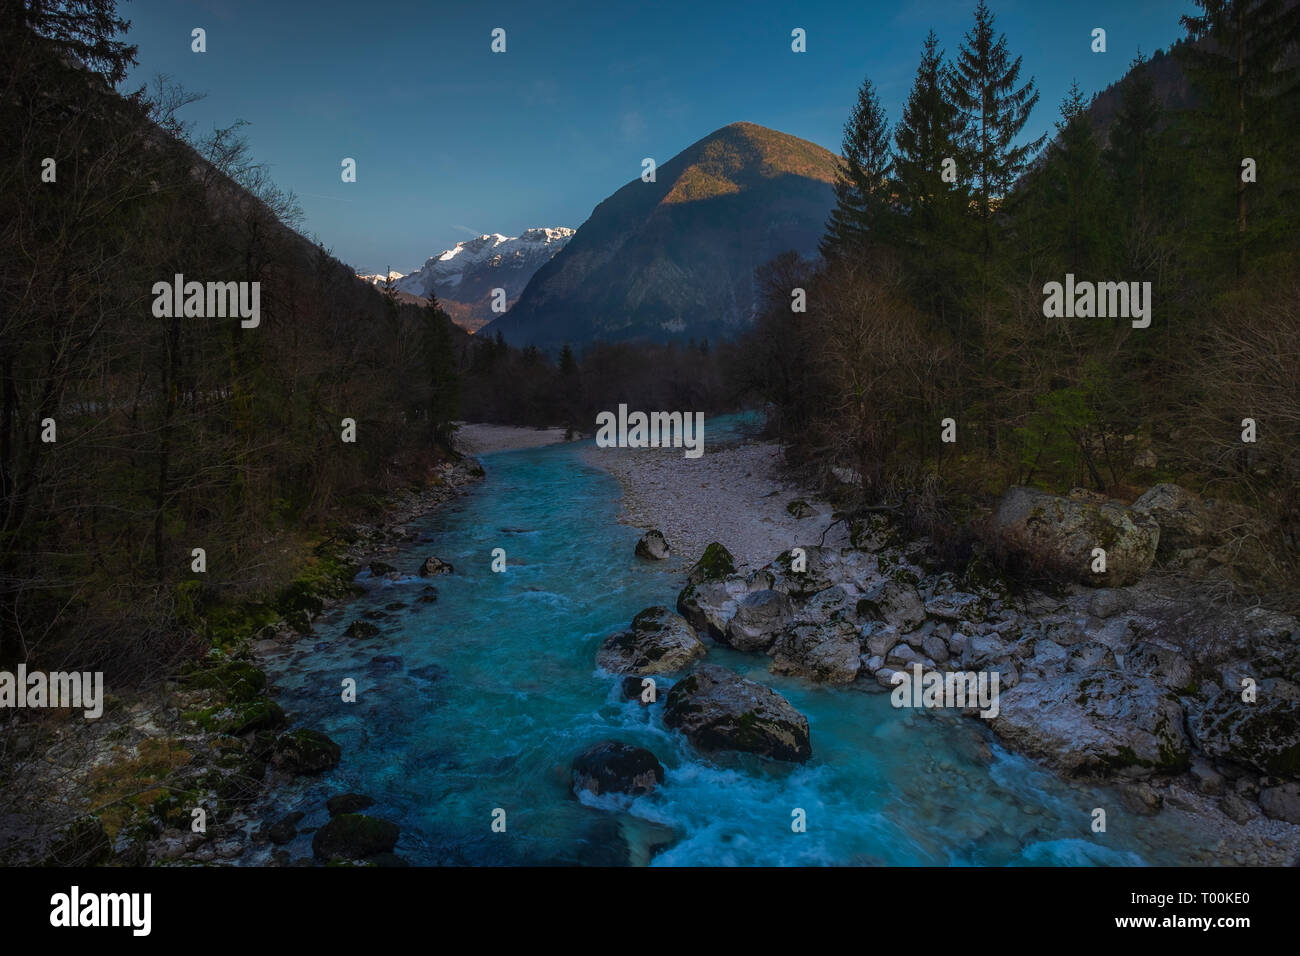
[892,30,968,321]
[1179,0,1300,277]
[820,74,893,260]
[948,0,1044,261]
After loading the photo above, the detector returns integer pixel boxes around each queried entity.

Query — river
[256,417,1208,866]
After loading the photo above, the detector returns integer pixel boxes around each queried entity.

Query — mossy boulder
[663,664,811,762]
[1192,691,1300,779]
[595,606,706,675]
[345,620,380,639]
[183,699,286,735]
[272,729,342,774]
[786,499,815,519]
[687,542,735,586]
[182,659,267,703]
[311,814,399,862]
[991,486,1159,587]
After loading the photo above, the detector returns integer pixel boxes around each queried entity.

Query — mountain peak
[481,123,839,349]
[659,122,839,206]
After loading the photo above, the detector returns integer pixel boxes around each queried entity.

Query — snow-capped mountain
[357,270,404,285]
[359,227,574,331]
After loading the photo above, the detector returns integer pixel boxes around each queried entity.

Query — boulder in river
[345,619,380,639]
[595,606,706,675]
[571,741,665,798]
[326,793,376,817]
[272,729,342,774]
[418,555,454,576]
[663,663,812,762]
[311,814,399,862]
[990,486,1159,587]
[635,529,671,560]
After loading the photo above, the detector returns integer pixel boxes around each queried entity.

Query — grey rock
[1258,783,1300,825]
[769,620,861,684]
[991,486,1159,587]
[663,664,812,762]
[989,671,1190,778]
[857,580,926,633]
[634,529,671,560]
[595,606,706,675]
[725,589,794,652]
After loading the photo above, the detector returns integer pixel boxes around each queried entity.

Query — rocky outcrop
[1192,689,1300,778]
[990,672,1190,777]
[991,486,1159,587]
[725,589,794,652]
[635,529,670,560]
[595,606,706,675]
[768,619,860,684]
[857,580,926,633]
[663,664,812,762]
[571,741,665,797]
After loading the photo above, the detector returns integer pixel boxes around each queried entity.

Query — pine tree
[8,0,138,86]
[820,74,893,260]
[423,294,460,448]
[1043,81,1108,271]
[892,30,968,321]
[948,0,1044,260]
[1105,52,1162,225]
[1179,0,1300,277]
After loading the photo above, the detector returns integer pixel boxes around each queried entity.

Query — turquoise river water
[259,416,1209,866]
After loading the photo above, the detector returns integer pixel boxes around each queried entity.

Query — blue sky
[122,0,1193,275]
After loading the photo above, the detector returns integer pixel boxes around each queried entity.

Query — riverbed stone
[989,671,1190,778]
[725,589,794,652]
[417,555,454,576]
[327,793,375,817]
[663,664,811,762]
[635,530,670,560]
[595,606,706,675]
[571,741,665,798]
[311,814,399,862]
[1192,691,1300,778]
[769,619,861,684]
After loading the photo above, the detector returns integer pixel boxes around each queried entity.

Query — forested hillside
[736,0,1300,598]
[1,7,466,680]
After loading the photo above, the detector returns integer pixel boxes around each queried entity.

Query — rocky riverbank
[0,457,485,867]
[585,439,1300,865]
